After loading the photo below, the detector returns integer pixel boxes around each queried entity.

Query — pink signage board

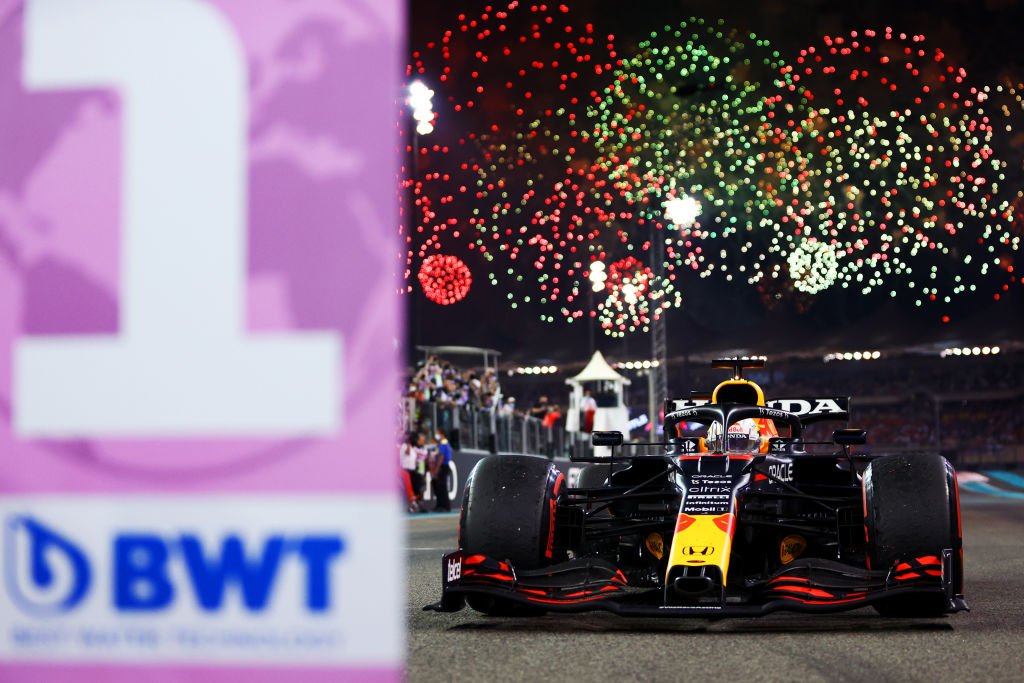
[0,0,405,680]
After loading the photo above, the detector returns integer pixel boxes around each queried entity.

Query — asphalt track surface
[406,490,1024,682]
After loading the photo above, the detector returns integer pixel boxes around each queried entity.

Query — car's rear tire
[459,455,564,617]
[577,463,612,489]
[576,462,621,518]
[864,453,955,617]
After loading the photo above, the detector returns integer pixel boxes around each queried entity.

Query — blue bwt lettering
[181,535,285,610]
[114,535,176,610]
[114,533,345,612]
[297,537,345,611]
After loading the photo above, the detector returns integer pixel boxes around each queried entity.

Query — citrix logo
[5,515,346,615]
[4,516,91,616]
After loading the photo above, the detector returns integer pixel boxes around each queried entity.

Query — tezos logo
[4,516,91,616]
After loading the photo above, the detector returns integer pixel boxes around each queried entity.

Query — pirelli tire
[460,455,565,616]
[863,452,957,617]
[576,462,623,518]
[576,463,609,489]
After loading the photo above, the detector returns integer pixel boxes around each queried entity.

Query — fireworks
[578,18,801,234]
[418,254,473,304]
[595,256,682,336]
[787,238,840,294]
[403,7,1023,334]
[402,2,618,325]
[761,29,1020,306]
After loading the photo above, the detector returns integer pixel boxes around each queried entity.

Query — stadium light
[940,344,1000,358]
[824,350,882,362]
[515,365,558,375]
[613,360,660,371]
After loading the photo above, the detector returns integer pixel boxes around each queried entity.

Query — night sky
[404,0,1024,365]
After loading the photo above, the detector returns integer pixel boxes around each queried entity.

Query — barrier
[410,402,592,459]
[417,451,587,512]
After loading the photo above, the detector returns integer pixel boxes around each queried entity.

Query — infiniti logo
[4,516,91,616]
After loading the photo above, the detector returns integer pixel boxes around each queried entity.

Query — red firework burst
[605,257,652,299]
[418,254,472,304]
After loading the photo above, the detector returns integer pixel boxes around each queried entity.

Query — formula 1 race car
[426,359,967,618]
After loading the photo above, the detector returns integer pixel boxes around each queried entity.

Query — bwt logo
[4,516,345,616]
[4,516,91,616]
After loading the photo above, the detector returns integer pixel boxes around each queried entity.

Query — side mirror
[833,428,866,446]
[592,431,623,447]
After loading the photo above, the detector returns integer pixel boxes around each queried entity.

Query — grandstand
[472,347,1024,467]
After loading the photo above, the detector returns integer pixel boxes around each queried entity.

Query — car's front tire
[461,454,564,569]
[863,452,957,617]
[459,455,564,616]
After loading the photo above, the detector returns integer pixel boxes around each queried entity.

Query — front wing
[424,551,969,617]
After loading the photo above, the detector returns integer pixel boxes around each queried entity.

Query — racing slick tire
[460,455,565,616]
[577,462,611,490]
[576,462,622,517]
[864,453,955,617]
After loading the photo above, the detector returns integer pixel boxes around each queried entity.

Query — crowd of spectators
[804,399,1024,451]
[406,355,501,410]
[676,354,1024,450]
[850,404,935,447]
[938,400,1024,449]
[400,357,571,507]
[405,355,565,428]
[759,356,1024,399]
[670,355,1024,402]
[609,352,1024,450]
[399,427,454,513]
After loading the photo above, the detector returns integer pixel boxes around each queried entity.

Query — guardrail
[411,402,594,460]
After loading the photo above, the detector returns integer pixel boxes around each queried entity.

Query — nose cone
[672,574,715,596]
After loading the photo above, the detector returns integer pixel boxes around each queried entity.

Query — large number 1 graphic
[15,0,342,437]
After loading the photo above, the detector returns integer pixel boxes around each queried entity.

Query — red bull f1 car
[425,359,967,618]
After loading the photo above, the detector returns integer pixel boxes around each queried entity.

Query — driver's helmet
[706,418,762,453]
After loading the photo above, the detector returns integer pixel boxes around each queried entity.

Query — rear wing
[664,396,850,424]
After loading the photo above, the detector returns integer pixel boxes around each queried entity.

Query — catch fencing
[407,401,593,459]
